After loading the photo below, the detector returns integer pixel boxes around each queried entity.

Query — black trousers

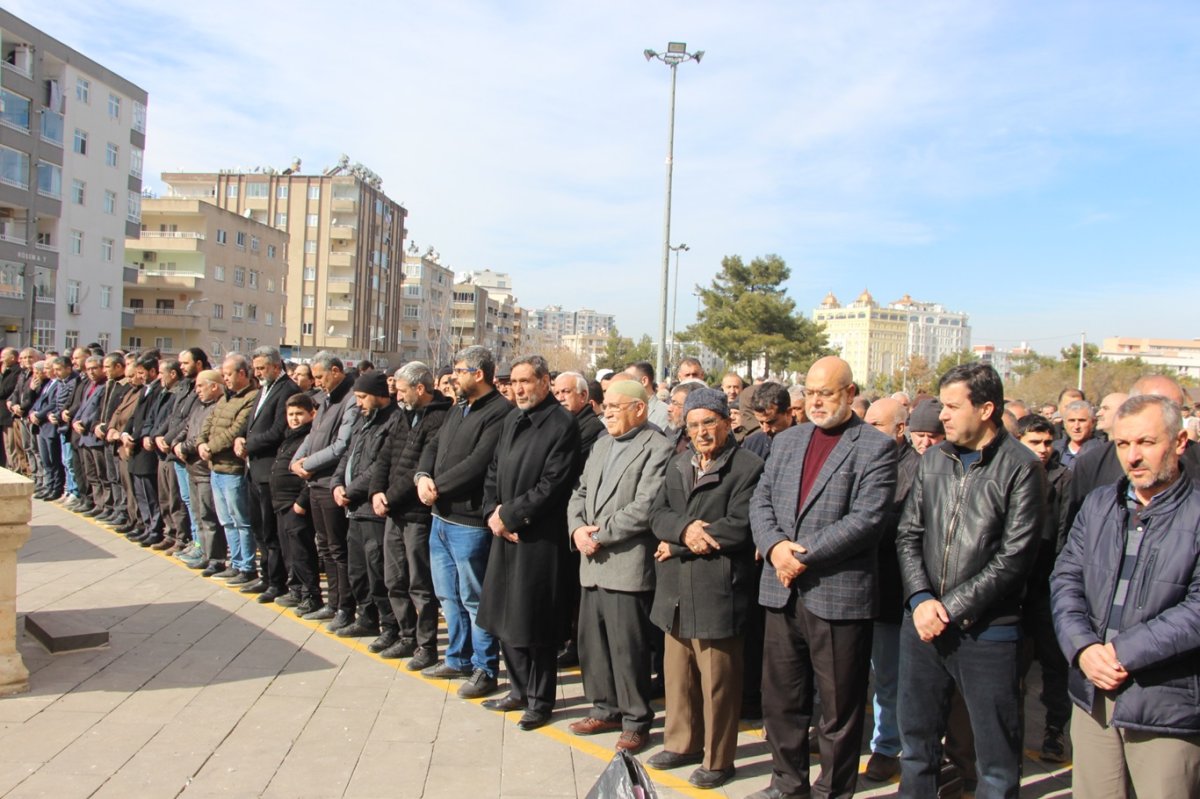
[348,516,394,627]
[761,595,873,799]
[278,507,320,600]
[248,479,286,589]
[309,487,350,610]
[132,471,162,534]
[502,642,558,716]
[383,517,439,649]
[577,586,655,733]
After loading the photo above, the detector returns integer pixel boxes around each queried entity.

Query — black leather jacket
[897,427,1047,630]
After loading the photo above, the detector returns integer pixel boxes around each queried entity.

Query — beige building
[888,293,971,367]
[812,289,909,383]
[562,332,608,370]
[1101,336,1200,379]
[1,10,147,353]
[398,250,454,366]
[122,198,287,355]
[162,158,406,364]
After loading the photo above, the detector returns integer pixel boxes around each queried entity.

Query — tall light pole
[645,42,703,383]
[668,243,689,362]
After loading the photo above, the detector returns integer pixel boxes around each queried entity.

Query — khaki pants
[663,630,744,771]
[1071,693,1200,799]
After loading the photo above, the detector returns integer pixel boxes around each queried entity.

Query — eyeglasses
[453,366,478,375]
[685,417,723,433]
[601,401,642,412]
[802,385,849,399]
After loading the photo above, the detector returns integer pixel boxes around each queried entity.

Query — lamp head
[643,49,657,61]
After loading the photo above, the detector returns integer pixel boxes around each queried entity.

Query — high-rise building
[888,293,971,367]
[122,198,287,357]
[162,157,406,363]
[398,249,454,366]
[528,305,615,339]
[459,270,517,363]
[812,289,909,382]
[1,10,147,352]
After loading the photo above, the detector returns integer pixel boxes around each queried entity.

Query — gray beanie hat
[684,387,729,419]
[909,400,945,434]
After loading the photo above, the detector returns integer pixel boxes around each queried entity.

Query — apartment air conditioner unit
[143,252,157,262]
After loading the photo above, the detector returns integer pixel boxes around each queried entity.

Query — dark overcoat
[478,392,581,647]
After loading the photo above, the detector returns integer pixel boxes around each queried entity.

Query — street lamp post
[668,243,689,362]
[645,42,703,383]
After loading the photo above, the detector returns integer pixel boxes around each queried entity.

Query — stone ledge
[24,611,111,654]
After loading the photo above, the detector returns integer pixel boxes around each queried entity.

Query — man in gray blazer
[565,379,674,755]
[748,356,898,799]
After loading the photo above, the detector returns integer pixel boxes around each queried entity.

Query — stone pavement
[1,500,1074,798]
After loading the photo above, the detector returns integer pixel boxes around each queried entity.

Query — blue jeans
[210,472,255,573]
[173,462,196,539]
[898,615,1022,799]
[61,434,79,497]
[36,432,62,495]
[429,515,498,676]
[871,621,902,757]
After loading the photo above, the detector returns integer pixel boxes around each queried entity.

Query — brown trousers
[5,421,28,474]
[663,630,744,771]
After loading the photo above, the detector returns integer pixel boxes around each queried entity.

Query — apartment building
[812,289,909,382]
[0,10,147,352]
[162,157,407,363]
[123,198,287,356]
[528,305,616,340]
[888,293,971,368]
[398,250,454,366]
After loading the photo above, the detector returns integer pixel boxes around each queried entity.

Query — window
[0,89,30,131]
[304,240,316,254]
[132,101,146,133]
[266,244,276,259]
[275,213,287,228]
[247,304,258,321]
[405,284,421,298]
[301,322,314,336]
[0,146,29,188]
[103,190,116,214]
[105,142,118,167]
[233,267,245,286]
[303,267,316,281]
[306,214,319,227]
[70,230,83,255]
[308,186,320,200]
[127,335,142,349]
[33,320,54,349]
[76,78,90,104]
[266,278,276,292]
[246,182,268,198]
[216,229,227,245]
[127,191,140,222]
[108,93,121,119]
[129,147,143,178]
[100,285,112,309]
[71,179,85,204]
[212,304,224,319]
[226,183,238,198]
[37,162,62,197]
[232,302,244,320]
[65,330,79,350]
[34,267,54,302]
[155,337,173,350]
[213,265,225,281]
[265,312,274,326]
[97,332,110,351]
[235,231,246,248]
[405,305,420,318]
[248,270,258,288]
[66,280,81,305]
[101,238,114,262]
[276,184,288,199]
[303,294,315,308]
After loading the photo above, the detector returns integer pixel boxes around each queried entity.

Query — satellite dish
[327,325,335,335]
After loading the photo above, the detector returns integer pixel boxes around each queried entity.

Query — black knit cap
[353,371,390,398]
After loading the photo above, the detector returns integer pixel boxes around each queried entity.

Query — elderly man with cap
[908,399,946,455]
[564,377,673,753]
[645,387,764,789]
[331,371,406,648]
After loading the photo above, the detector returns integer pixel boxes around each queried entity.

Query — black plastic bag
[585,750,660,799]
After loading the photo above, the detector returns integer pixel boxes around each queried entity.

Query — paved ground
[2,500,1075,798]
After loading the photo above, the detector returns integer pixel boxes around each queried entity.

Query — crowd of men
[2,342,1197,799]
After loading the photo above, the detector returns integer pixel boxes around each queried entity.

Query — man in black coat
[0,346,20,470]
[477,355,582,731]
[236,347,300,601]
[369,362,452,667]
[124,355,164,545]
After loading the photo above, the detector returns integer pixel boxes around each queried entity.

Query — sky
[12,0,1200,356]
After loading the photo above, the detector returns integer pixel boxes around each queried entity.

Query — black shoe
[325,609,355,632]
[302,604,336,621]
[421,660,471,679]
[379,637,416,659]
[457,668,499,699]
[83,507,104,518]
[517,710,550,731]
[1041,728,1066,763]
[481,695,526,712]
[406,647,438,671]
[745,787,809,799]
[227,571,257,586]
[337,618,380,638]
[139,533,164,548]
[238,579,268,594]
[557,642,579,668]
[647,750,704,770]
[202,563,227,577]
[188,558,209,570]
[275,591,302,608]
[294,598,324,617]
[864,752,900,782]
[689,767,735,789]
[257,587,285,604]
[367,628,400,653]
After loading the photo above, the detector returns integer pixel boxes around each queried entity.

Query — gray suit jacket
[567,424,674,592]
[749,415,897,619]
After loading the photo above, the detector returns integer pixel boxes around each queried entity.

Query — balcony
[124,308,206,331]
[0,225,25,245]
[39,110,64,146]
[328,252,356,269]
[332,196,357,213]
[322,334,351,347]
[136,270,205,291]
[326,303,352,323]
[136,231,205,252]
[329,223,357,240]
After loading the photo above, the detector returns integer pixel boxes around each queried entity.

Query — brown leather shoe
[615,730,648,754]
[151,537,176,551]
[568,717,622,736]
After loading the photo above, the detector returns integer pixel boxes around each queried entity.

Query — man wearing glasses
[747,356,898,799]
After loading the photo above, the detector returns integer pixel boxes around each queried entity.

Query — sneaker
[406,647,438,672]
[1041,728,1066,763]
[457,668,499,699]
[201,562,227,577]
[211,567,239,579]
[227,571,258,586]
[379,638,417,660]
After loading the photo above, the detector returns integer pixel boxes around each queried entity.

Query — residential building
[458,270,517,363]
[528,305,616,340]
[973,344,1014,382]
[122,198,287,356]
[450,279,492,354]
[398,249,454,366]
[1,10,147,352]
[161,156,407,363]
[562,332,608,370]
[1100,336,1200,379]
[887,293,971,367]
[812,289,909,382]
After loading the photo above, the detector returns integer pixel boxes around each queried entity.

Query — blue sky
[14,0,1200,356]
